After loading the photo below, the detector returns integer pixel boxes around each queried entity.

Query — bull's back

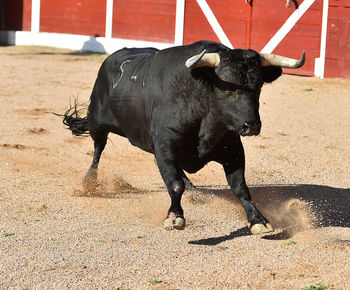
[100,47,159,152]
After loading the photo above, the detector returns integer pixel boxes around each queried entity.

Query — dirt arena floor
[0,45,349,289]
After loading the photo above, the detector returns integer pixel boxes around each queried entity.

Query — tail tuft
[54,99,89,136]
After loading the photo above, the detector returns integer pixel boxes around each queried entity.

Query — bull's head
[186,49,305,136]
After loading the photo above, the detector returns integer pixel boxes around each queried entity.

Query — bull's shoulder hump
[187,40,228,50]
[154,41,228,67]
[175,41,229,55]
[110,47,159,60]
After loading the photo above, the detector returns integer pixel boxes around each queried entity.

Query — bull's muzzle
[240,122,261,136]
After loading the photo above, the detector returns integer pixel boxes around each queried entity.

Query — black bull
[61,40,305,235]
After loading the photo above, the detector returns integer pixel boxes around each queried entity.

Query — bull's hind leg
[180,170,196,191]
[154,159,195,191]
[83,131,108,190]
[155,141,186,230]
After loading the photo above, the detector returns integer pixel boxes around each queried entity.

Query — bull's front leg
[225,167,273,234]
[155,141,186,230]
[217,139,273,235]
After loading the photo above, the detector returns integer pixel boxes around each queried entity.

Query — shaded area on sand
[188,184,350,245]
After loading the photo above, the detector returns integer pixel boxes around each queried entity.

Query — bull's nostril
[240,123,251,136]
[240,122,260,136]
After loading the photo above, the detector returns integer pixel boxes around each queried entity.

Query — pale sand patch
[0,45,349,289]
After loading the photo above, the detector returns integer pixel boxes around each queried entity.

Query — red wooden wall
[112,0,176,43]
[325,0,350,78]
[40,0,106,37]
[1,0,350,79]
[22,0,32,31]
[184,0,322,76]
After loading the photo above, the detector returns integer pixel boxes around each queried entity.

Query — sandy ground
[0,45,349,289]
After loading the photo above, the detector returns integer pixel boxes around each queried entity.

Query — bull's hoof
[164,213,186,231]
[83,171,98,191]
[249,223,274,235]
[83,178,99,192]
[174,217,186,230]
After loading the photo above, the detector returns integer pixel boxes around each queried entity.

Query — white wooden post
[315,0,329,78]
[105,0,114,38]
[31,0,40,33]
[175,0,185,45]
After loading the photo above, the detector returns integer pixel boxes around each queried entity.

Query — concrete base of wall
[0,30,174,54]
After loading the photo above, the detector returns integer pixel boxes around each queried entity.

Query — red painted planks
[325,5,350,78]
[40,0,106,36]
[325,59,350,78]
[329,0,350,6]
[327,19,350,59]
[22,0,32,31]
[112,0,176,43]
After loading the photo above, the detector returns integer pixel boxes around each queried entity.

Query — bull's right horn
[260,51,305,68]
[185,49,220,69]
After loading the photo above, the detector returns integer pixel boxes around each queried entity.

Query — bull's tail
[54,100,89,137]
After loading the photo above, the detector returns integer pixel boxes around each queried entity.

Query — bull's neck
[197,109,228,157]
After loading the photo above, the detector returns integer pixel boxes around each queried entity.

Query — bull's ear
[262,66,282,83]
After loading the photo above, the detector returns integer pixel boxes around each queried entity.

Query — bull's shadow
[188,184,350,245]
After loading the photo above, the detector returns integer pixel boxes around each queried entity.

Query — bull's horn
[259,51,305,68]
[185,49,220,69]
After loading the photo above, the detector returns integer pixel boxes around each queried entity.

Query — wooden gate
[183,0,323,76]
[2,0,349,79]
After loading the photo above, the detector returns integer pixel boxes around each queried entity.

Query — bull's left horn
[260,51,305,68]
[185,49,220,69]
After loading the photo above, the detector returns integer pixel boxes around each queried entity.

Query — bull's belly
[178,152,208,174]
[128,137,154,154]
